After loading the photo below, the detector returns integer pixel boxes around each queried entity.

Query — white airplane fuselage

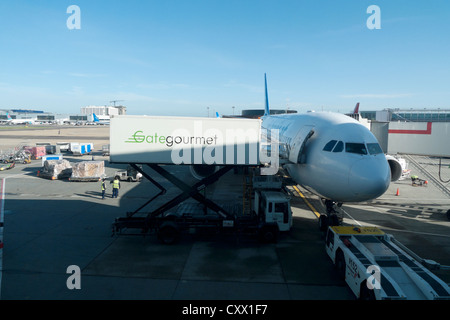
[262,111,391,203]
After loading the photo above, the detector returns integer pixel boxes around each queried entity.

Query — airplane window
[332,141,344,152]
[345,143,367,155]
[323,140,337,152]
[367,143,383,155]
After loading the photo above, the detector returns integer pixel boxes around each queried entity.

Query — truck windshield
[275,202,289,223]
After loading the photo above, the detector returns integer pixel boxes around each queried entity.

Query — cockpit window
[323,140,337,152]
[345,143,367,155]
[367,143,383,155]
[332,141,344,152]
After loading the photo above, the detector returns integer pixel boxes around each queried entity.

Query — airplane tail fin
[93,113,99,122]
[264,73,270,116]
[353,102,360,114]
[215,111,220,118]
[6,112,11,120]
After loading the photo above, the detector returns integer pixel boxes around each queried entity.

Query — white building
[81,105,126,117]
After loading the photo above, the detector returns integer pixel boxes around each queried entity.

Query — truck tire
[259,225,278,243]
[157,222,180,245]
[318,215,329,232]
[335,250,346,280]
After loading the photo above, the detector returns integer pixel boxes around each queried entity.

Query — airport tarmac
[0,127,449,302]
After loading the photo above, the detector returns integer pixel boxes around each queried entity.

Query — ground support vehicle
[70,142,93,156]
[112,164,292,244]
[411,175,428,187]
[325,226,450,300]
[115,165,143,182]
[102,144,110,156]
[2,149,31,164]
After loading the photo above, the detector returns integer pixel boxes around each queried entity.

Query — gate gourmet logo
[125,130,219,148]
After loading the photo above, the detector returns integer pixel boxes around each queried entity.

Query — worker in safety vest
[101,178,107,199]
[111,176,121,198]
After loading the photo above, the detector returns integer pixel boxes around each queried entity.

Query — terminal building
[361,108,450,123]
[0,105,127,124]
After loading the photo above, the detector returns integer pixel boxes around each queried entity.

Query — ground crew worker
[111,176,121,198]
[101,178,106,200]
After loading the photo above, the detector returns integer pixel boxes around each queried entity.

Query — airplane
[0,112,35,125]
[92,113,110,125]
[260,74,401,227]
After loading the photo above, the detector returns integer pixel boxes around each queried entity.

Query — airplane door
[288,126,314,164]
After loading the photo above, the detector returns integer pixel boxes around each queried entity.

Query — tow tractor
[112,164,293,244]
[115,165,143,182]
[325,226,450,300]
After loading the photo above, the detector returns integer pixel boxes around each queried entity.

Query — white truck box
[110,115,261,165]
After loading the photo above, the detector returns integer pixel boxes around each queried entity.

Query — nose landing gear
[318,199,343,232]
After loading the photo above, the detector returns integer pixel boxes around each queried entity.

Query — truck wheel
[335,250,346,280]
[259,225,278,243]
[158,222,180,245]
[318,215,329,231]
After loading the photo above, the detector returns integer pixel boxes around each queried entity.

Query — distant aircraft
[92,113,110,125]
[0,112,35,125]
[260,74,400,226]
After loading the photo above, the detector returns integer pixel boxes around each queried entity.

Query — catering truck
[110,115,290,244]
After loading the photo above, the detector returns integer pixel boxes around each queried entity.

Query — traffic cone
[395,188,399,196]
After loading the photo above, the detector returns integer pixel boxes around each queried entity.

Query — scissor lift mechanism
[112,164,237,235]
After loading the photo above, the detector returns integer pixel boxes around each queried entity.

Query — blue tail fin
[93,113,99,122]
[264,73,270,116]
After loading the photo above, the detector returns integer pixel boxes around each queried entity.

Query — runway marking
[377,226,450,239]
[292,185,321,218]
[340,207,363,226]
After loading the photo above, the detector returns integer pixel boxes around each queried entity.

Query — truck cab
[254,190,293,233]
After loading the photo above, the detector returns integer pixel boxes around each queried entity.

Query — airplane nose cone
[349,158,390,200]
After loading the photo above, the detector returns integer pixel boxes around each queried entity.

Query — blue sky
[0,0,449,116]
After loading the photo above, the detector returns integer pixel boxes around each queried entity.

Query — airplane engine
[385,155,403,182]
[189,164,218,180]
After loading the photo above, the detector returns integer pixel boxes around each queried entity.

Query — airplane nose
[349,158,390,200]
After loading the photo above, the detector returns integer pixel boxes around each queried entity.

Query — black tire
[158,222,180,245]
[335,250,346,280]
[259,225,278,243]
[318,215,329,232]
[447,209,450,221]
